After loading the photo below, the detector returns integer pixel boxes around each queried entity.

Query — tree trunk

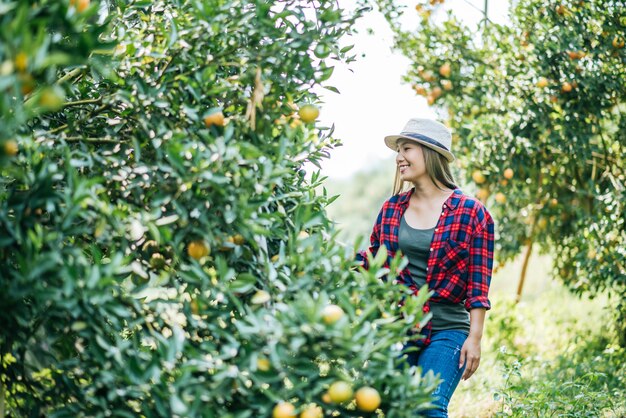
[516,238,533,303]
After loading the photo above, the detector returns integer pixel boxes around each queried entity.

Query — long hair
[392,143,458,196]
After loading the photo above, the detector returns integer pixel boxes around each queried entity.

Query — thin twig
[63,97,102,107]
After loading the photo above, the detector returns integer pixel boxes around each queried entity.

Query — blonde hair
[392,142,458,196]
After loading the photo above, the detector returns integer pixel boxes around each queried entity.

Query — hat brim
[384,135,455,162]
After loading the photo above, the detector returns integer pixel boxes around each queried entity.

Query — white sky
[309,0,511,179]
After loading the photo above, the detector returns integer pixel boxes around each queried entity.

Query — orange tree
[0,0,438,416]
[377,0,626,343]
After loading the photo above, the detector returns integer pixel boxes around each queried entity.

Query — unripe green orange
[298,104,319,123]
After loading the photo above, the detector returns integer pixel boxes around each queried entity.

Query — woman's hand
[459,334,481,380]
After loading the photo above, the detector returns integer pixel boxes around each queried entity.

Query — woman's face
[396,140,426,182]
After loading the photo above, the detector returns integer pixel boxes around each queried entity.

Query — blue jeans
[402,330,468,417]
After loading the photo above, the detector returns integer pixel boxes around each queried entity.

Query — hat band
[399,132,449,152]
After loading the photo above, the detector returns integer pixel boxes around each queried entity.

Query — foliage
[0,1,438,416]
[449,286,626,417]
[377,0,626,344]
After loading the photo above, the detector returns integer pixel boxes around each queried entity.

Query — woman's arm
[459,307,486,380]
[459,204,495,380]
[354,204,385,270]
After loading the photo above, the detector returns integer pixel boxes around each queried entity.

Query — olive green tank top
[398,215,470,334]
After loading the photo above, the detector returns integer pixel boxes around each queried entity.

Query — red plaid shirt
[356,187,494,346]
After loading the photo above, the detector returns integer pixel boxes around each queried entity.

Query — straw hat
[384,118,455,162]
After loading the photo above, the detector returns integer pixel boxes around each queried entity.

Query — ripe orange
[476,188,489,201]
[328,381,353,403]
[549,198,558,208]
[472,170,486,184]
[300,404,323,418]
[426,94,436,105]
[187,240,210,260]
[421,70,435,82]
[441,80,453,91]
[355,387,381,412]
[439,62,451,78]
[3,140,19,157]
[321,393,332,404]
[561,82,573,93]
[503,168,514,179]
[76,0,90,12]
[298,104,319,123]
[204,111,224,128]
[322,304,344,325]
[495,192,506,204]
[612,36,625,49]
[414,85,427,96]
[273,402,296,418]
[431,86,443,98]
[536,77,549,88]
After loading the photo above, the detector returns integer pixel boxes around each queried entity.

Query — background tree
[377,0,626,344]
[1,0,437,416]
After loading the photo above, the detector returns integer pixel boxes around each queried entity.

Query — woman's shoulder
[454,189,494,225]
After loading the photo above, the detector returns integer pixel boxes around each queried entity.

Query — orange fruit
[14,52,27,73]
[472,170,486,184]
[298,104,319,123]
[300,404,323,418]
[39,87,65,111]
[414,85,427,96]
[322,304,344,325]
[328,381,353,403]
[503,168,514,179]
[421,70,435,82]
[441,80,453,91]
[561,82,573,93]
[536,218,548,230]
[555,5,566,15]
[476,188,489,201]
[550,198,558,208]
[251,290,270,304]
[3,140,18,157]
[321,393,332,404]
[257,357,271,372]
[355,387,381,412]
[612,36,625,49]
[204,111,224,128]
[439,62,451,78]
[187,240,210,260]
[273,402,296,418]
[495,192,506,204]
[431,86,443,98]
[536,77,549,88]
[76,0,90,12]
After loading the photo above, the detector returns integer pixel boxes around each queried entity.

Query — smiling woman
[356,118,495,418]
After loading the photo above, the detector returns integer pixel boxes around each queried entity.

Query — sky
[308,0,511,179]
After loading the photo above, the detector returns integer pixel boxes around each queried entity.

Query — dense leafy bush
[1,1,438,416]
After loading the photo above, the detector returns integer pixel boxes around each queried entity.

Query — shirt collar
[399,187,462,211]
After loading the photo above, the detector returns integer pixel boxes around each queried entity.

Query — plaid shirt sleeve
[355,203,385,270]
[464,204,495,311]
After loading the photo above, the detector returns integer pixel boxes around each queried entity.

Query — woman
[356,118,495,417]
